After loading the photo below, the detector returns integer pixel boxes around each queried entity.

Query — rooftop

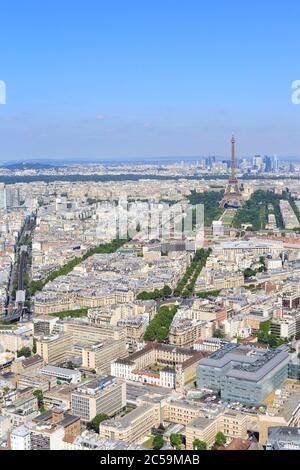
[198,344,289,383]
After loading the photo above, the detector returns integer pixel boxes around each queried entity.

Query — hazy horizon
[0,154,299,167]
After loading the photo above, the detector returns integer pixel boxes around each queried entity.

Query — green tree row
[33,389,46,413]
[196,289,221,299]
[144,305,178,342]
[137,285,172,301]
[28,238,128,297]
[52,308,88,319]
[174,248,211,298]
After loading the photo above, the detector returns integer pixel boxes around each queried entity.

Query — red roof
[131,369,160,378]
[221,438,251,451]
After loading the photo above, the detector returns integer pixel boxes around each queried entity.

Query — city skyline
[2,0,300,458]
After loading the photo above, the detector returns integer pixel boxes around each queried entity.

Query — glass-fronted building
[196,344,290,406]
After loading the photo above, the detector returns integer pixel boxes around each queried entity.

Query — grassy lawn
[125,407,133,415]
[220,209,236,227]
[185,376,196,386]
[143,437,154,449]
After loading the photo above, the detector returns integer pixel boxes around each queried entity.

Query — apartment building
[10,425,32,450]
[282,291,300,310]
[0,328,33,353]
[117,315,149,346]
[78,289,135,309]
[88,300,155,323]
[10,354,44,374]
[2,395,39,427]
[169,310,204,347]
[30,423,65,450]
[207,272,244,291]
[34,289,135,315]
[33,409,80,441]
[191,300,227,324]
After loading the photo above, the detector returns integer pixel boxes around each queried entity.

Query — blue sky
[0,0,300,161]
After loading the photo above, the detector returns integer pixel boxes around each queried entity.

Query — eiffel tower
[220,135,244,209]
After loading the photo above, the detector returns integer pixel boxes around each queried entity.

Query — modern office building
[41,365,82,384]
[196,343,290,405]
[5,186,20,210]
[271,155,279,172]
[271,312,300,339]
[264,155,272,173]
[99,403,160,444]
[63,319,126,343]
[71,376,126,422]
[36,333,73,364]
[81,339,127,373]
[282,291,300,309]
